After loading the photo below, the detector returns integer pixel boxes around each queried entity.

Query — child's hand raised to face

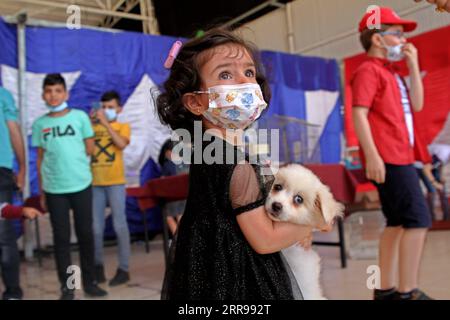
[89,110,99,123]
[22,207,42,220]
[95,109,109,126]
[403,43,419,68]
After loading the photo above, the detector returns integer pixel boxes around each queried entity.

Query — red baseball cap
[358,7,417,32]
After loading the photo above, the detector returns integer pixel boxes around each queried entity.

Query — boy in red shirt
[352,7,432,300]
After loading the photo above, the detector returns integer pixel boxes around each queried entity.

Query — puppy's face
[265,164,344,228]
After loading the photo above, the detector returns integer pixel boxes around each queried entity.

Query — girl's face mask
[195,83,267,130]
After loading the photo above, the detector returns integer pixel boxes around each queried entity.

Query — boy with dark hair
[352,7,432,300]
[91,90,131,286]
[32,73,108,300]
[100,91,121,105]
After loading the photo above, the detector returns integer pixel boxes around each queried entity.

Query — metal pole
[14,0,151,22]
[148,0,160,35]
[17,16,28,197]
[3,15,122,34]
[285,2,295,54]
[17,13,35,261]
[139,0,148,34]
[221,0,285,29]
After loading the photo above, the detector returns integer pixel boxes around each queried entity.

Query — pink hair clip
[164,40,182,69]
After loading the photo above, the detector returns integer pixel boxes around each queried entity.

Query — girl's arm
[230,163,313,254]
[236,207,312,254]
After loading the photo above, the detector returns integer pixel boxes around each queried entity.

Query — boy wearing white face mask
[32,74,108,300]
[90,91,131,287]
[352,8,431,300]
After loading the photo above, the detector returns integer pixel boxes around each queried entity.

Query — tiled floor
[17,240,166,300]
[317,229,450,300]
[4,224,450,300]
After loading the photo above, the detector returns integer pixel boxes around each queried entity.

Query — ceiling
[0,0,292,37]
[150,0,292,37]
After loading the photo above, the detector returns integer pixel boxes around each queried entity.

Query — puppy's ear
[314,185,345,225]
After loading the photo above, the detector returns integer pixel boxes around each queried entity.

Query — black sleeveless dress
[161,134,302,300]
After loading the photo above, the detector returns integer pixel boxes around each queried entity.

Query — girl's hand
[298,225,313,250]
[320,223,334,233]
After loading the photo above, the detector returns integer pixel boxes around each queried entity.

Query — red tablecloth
[127,173,189,210]
[24,196,45,213]
[305,164,368,204]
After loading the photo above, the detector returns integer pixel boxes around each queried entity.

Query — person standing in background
[91,91,131,287]
[352,8,432,300]
[32,74,108,300]
[0,86,26,300]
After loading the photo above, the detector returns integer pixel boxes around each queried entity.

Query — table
[127,173,189,261]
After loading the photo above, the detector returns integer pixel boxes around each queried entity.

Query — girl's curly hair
[156,28,271,134]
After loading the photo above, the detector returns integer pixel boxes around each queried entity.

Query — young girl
[157,28,314,300]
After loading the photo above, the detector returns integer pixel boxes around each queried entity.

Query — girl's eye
[219,72,232,80]
[245,69,255,77]
[294,195,304,205]
[273,184,282,191]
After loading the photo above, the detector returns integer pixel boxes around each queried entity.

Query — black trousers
[0,167,21,298]
[45,185,96,290]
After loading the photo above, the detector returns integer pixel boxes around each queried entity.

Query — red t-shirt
[351,57,414,165]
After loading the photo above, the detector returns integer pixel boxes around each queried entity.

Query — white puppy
[265,164,344,300]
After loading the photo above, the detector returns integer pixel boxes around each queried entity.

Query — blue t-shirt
[32,109,94,194]
[0,87,18,170]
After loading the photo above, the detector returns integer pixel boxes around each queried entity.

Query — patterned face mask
[195,83,268,130]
